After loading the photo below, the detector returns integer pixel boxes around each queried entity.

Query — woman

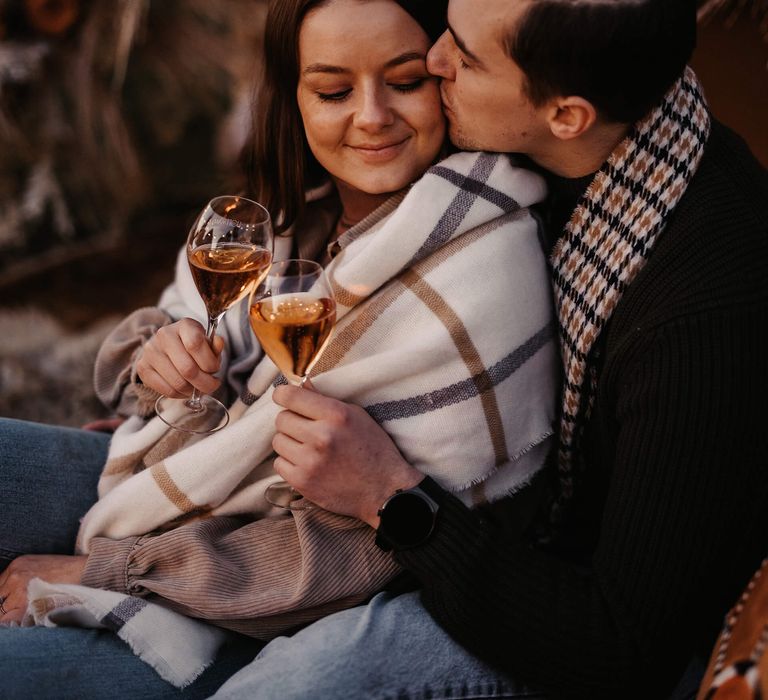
[0,0,557,696]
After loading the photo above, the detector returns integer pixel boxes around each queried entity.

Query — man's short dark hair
[506,0,697,124]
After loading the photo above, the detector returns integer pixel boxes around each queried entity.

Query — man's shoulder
[689,119,768,227]
[609,120,767,335]
[666,118,767,253]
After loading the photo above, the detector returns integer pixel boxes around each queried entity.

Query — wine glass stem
[186,316,220,411]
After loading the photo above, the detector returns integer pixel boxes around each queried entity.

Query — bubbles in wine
[189,243,272,319]
[249,293,336,384]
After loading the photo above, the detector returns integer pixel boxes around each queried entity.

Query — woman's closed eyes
[315,77,429,103]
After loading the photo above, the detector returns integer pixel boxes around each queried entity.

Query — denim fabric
[211,590,705,700]
[0,418,110,570]
[0,626,261,700]
[0,418,262,697]
[211,591,547,700]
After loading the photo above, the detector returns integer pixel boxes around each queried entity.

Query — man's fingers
[274,409,317,443]
[272,455,295,482]
[273,384,342,421]
[272,432,306,466]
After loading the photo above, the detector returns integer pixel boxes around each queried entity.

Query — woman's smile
[296,0,445,198]
[346,136,411,162]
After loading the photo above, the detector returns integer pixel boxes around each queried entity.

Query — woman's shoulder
[425,151,547,208]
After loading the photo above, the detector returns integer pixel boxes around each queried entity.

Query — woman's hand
[0,554,87,625]
[136,318,225,398]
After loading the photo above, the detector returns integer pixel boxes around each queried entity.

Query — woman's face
[296,0,446,197]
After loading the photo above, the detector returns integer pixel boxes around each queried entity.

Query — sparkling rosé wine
[249,292,337,384]
[189,244,272,319]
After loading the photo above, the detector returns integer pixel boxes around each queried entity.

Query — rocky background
[0,0,765,428]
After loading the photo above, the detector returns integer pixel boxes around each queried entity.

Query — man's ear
[546,96,597,140]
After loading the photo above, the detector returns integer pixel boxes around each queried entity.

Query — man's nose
[427,30,453,80]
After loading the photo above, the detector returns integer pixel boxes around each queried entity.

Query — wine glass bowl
[249,260,336,386]
[155,196,273,435]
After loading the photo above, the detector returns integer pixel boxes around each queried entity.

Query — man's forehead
[448,0,530,55]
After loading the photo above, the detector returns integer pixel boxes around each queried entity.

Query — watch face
[385,491,435,547]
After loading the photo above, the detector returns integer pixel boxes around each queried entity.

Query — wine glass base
[155,394,230,435]
[265,480,312,511]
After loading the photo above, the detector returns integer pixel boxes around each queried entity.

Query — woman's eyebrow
[384,51,426,68]
[303,63,349,75]
[302,51,426,76]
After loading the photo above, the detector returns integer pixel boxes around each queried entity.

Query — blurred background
[0,0,765,427]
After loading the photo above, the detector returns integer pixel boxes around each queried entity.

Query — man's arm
[272,308,768,698]
[271,382,423,528]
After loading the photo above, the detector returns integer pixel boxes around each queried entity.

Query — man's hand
[272,384,423,527]
[136,318,224,398]
[0,554,87,625]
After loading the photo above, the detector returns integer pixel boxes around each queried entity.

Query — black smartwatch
[375,477,442,552]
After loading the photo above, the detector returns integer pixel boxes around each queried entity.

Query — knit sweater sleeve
[396,306,768,699]
[81,508,401,640]
[93,306,172,417]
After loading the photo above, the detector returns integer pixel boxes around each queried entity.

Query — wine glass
[155,196,273,435]
[248,259,337,508]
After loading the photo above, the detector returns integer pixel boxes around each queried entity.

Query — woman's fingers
[137,341,195,397]
[0,555,88,625]
[137,365,189,398]
[137,319,223,396]
[177,320,222,374]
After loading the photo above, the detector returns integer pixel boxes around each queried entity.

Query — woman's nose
[426,30,454,80]
[353,89,395,131]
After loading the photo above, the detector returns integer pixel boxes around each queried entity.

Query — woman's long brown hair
[246,0,329,235]
[246,0,447,234]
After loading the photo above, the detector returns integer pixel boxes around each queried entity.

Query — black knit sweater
[396,121,768,699]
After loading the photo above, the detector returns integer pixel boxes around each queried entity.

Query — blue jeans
[210,590,546,700]
[0,418,261,698]
[0,418,108,568]
[211,590,704,700]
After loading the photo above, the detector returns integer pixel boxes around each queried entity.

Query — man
[212,0,768,698]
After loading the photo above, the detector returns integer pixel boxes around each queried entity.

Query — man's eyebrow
[302,51,426,76]
[447,21,482,65]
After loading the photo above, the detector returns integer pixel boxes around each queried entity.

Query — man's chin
[448,125,482,152]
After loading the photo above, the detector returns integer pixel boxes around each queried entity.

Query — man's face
[426,0,550,156]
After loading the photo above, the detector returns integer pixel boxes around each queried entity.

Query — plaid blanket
[79,150,557,546]
[24,578,228,688]
[28,151,557,686]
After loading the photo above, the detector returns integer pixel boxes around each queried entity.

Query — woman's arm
[94,306,173,417]
[81,509,401,639]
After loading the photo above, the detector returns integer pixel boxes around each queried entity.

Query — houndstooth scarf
[550,67,711,517]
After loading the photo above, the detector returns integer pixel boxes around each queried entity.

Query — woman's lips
[348,137,409,162]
